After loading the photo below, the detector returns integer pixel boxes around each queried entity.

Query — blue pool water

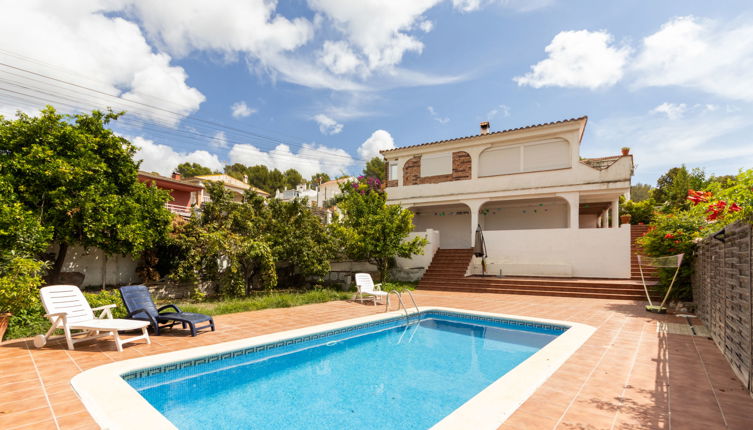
[126,312,563,430]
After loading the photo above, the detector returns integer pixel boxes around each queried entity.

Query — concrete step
[418,284,649,300]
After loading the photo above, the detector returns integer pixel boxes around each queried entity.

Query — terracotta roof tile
[380,116,587,154]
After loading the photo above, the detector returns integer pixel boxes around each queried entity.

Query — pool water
[128,313,561,430]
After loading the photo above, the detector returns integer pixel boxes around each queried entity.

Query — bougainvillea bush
[637,168,753,302]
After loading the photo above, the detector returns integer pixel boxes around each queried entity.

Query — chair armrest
[158,304,182,314]
[44,312,67,319]
[92,304,116,319]
[374,283,383,291]
[126,308,158,327]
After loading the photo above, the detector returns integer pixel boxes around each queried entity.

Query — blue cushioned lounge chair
[119,285,215,336]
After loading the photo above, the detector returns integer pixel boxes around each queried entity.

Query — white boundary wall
[474,227,631,278]
[395,229,440,269]
[52,244,140,287]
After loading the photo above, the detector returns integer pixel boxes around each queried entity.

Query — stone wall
[401,151,472,186]
[693,220,752,395]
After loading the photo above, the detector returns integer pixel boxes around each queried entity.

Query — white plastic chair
[33,285,151,352]
[354,273,390,308]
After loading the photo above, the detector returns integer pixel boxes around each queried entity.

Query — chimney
[171,172,182,180]
[480,121,490,135]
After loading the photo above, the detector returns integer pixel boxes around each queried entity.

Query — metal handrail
[403,289,419,314]
[388,290,408,319]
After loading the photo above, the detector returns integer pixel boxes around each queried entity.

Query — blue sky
[1,0,752,185]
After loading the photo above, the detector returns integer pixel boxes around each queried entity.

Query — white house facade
[381,117,634,279]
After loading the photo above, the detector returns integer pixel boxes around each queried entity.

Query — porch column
[466,200,485,247]
[610,198,619,228]
[600,209,609,229]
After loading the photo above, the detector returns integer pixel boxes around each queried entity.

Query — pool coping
[70,306,595,430]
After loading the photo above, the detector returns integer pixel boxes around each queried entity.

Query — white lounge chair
[354,273,390,309]
[33,285,151,352]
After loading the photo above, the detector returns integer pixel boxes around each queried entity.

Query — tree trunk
[50,242,68,283]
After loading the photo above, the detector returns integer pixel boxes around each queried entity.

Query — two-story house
[381,117,634,279]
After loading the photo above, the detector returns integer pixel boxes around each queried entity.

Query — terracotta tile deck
[1,291,752,429]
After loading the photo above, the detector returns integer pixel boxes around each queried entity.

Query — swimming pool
[72,307,594,429]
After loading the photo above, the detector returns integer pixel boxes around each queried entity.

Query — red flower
[687,189,713,205]
[664,233,675,239]
[729,203,742,212]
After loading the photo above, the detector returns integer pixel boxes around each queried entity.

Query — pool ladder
[387,290,419,319]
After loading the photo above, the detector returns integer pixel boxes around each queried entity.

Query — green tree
[0,176,51,315]
[652,166,708,211]
[176,162,214,178]
[363,157,386,182]
[267,168,286,193]
[0,106,173,282]
[310,172,331,186]
[246,165,271,191]
[224,163,248,182]
[333,181,427,282]
[255,197,334,285]
[283,168,304,189]
[630,183,653,202]
[172,182,277,296]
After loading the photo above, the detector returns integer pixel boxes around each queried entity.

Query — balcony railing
[165,202,195,217]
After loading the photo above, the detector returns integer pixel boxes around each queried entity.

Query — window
[479,146,521,176]
[389,162,398,180]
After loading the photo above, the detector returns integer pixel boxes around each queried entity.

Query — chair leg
[189,322,197,337]
[210,318,216,332]
[143,327,151,345]
[112,330,123,352]
[64,325,75,350]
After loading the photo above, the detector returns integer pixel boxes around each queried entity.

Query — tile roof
[137,171,204,190]
[381,116,588,154]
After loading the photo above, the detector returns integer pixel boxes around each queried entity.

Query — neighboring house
[275,184,317,204]
[137,171,204,218]
[188,174,270,202]
[381,117,634,279]
[316,176,354,208]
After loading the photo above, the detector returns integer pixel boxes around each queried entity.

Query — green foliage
[310,172,331,185]
[620,198,656,224]
[637,212,706,301]
[652,166,708,211]
[255,198,335,285]
[630,183,653,202]
[176,162,214,178]
[283,169,304,189]
[702,169,753,226]
[0,255,46,314]
[176,289,352,316]
[171,182,277,297]
[363,157,386,182]
[333,185,427,282]
[224,164,311,194]
[0,106,173,279]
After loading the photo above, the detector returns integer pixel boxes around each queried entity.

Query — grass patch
[176,289,353,316]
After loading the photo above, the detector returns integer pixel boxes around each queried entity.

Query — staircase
[631,224,659,281]
[418,239,657,300]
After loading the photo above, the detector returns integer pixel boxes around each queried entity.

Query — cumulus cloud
[453,0,554,13]
[313,114,344,135]
[514,30,630,89]
[0,1,205,126]
[632,16,753,102]
[358,129,395,160]
[231,101,256,118]
[132,136,224,176]
[229,143,354,178]
[318,40,363,75]
[427,106,449,124]
[308,0,441,73]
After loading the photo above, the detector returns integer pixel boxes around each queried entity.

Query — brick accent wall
[401,151,472,186]
[693,220,753,394]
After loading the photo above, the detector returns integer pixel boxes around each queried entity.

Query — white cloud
[313,114,344,135]
[418,20,434,33]
[209,131,228,148]
[515,30,630,89]
[358,129,395,160]
[451,0,481,12]
[427,106,449,124]
[453,0,553,13]
[0,1,205,126]
[132,136,224,176]
[307,0,441,72]
[229,142,354,178]
[487,104,511,119]
[633,16,753,102]
[318,40,363,75]
[231,101,256,118]
[650,102,687,120]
